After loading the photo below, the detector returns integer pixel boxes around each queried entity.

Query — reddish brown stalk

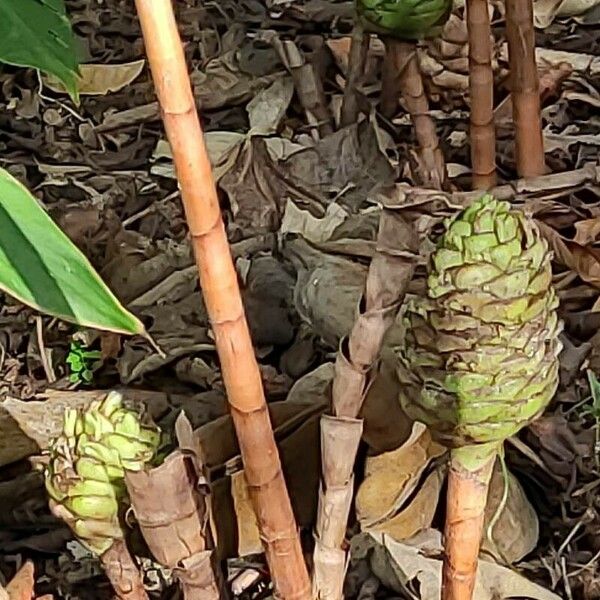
[505,0,546,177]
[442,448,496,600]
[340,23,370,127]
[380,40,402,119]
[133,2,311,599]
[312,210,419,599]
[101,540,149,600]
[383,40,447,189]
[466,0,496,189]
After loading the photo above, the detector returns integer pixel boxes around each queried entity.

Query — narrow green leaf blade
[587,370,600,417]
[0,168,145,336]
[0,0,79,100]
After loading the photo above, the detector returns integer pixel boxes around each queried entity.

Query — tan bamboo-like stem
[133,2,311,599]
[466,0,496,189]
[312,210,419,600]
[340,22,369,127]
[101,540,149,600]
[382,40,447,189]
[442,446,496,600]
[505,0,545,177]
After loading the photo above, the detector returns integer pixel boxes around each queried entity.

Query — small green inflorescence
[45,391,160,554]
[356,0,452,40]
[397,195,562,451]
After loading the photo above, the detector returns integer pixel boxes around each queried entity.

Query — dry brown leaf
[537,220,600,288]
[356,532,561,600]
[534,0,600,27]
[247,77,294,135]
[360,348,412,454]
[44,60,145,96]
[280,200,349,244]
[369,468,444,541]
[195,392,327,560]
[220,138,291,233]
[231,471,262,557]
[151,132,245,181]
[574,217,600,245]
[481,462,539,563]
[499,44,600,75]
[355,422,445,528]
[287,238,367,348]
[326,37,353,72]
[527,415,592,480]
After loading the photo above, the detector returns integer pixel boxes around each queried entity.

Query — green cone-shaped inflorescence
[356,0,452,40]
[45,391,160,555]
[397,195,562,450]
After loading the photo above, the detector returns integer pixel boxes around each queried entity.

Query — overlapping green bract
[45,392,160,555]
[397,195,562,448]
[356,0,452,40]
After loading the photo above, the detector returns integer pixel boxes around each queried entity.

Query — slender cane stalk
[383,40,447,189]
[380,41,401,119]
[312,210,419,600]
[340,22,370,127]
[466,0,496,189]
[505,0,545,177]
[442,444,497,600]
[133,2,311,599]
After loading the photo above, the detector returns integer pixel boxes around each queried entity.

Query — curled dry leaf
[44,60,146,96]
[355,532,561,600]
[355,422,445,528]
[574,217,600,245]
[368,468,445,541]
[151,131,245,181]
[481,461,539,563]
[537,220,600,288]
[247,76,295,135]
[534,0,600,27]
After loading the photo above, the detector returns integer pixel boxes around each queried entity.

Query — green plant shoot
[67,341,102,383]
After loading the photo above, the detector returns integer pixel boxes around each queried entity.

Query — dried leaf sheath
[312,209,419,600]
[382,40,447,189]
[125,451,221,600]
[102,540,150,600]
[132,2,311,599]
[505,0,545,177]
[466,0,496,189]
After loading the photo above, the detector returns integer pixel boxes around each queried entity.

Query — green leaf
[587,370,600,419]
[0,0,79,101]
[0,168,145,336]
